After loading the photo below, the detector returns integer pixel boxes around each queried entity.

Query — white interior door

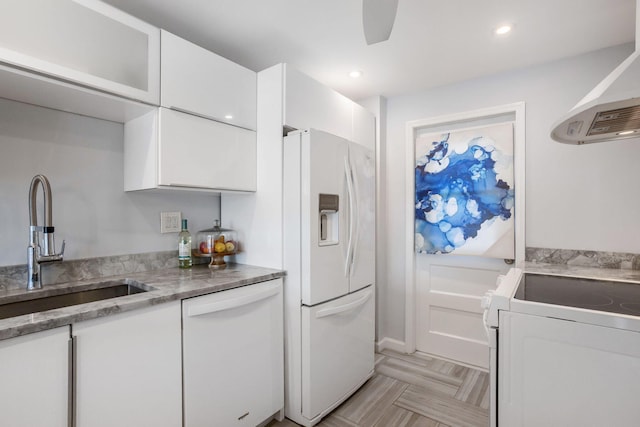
[406,104,525,370]
[416,255,509,368]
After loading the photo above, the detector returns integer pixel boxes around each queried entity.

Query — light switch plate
[160,212,182,233]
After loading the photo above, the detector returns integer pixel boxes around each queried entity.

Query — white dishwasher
[182,278,284,427]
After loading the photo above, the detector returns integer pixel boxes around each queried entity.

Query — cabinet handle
[68,335,76,427]
[187,282,281,317]
[315,290,372,319]
[166,183,253,192]
[167,106,255,131]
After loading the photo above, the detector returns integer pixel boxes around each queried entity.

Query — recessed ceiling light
[349,70,363,78]
[617,130,636,135]
[224,114,233,120]
[495,25,512,35]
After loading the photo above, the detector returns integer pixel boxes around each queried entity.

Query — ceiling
[102,0,636,101]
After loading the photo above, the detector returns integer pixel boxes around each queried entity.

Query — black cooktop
[514,273,640,316]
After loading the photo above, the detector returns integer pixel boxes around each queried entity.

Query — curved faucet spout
[29,174,53,229]
[27,174,64,290]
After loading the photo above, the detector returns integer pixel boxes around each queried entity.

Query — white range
[483,267,640,427]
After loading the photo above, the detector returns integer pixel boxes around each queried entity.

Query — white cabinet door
[161,30,256,130]
[284,65,353,141]
[0,326,70,427]
[182,279,284,427]
[283,65,376,149]
[159,108,257,191]
[124,107,257,192]
[74,301,182,427]
[0,0,159,104]
[351,102,376,151]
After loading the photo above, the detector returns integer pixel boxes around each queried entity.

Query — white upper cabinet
[124,108,257,192]
[351,102,376,151]
[284,66,353,140]
[161,30,257,130]
[0,0,160,105]
[282,64,375,147]
[126,32,257,193]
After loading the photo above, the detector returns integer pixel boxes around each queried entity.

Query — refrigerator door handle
[349,156,360,275]
[344,157,355,277]
[315,290,372,318]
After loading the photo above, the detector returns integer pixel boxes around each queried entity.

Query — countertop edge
[0,264,285,341]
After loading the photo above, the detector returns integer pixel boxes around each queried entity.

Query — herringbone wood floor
[269,349,489,427]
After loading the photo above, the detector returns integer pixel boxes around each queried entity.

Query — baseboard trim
[414,350,488,372]
[376,337,406,353]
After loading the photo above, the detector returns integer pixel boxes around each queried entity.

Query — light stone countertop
[524,262,640,284]
[0,263,285,341]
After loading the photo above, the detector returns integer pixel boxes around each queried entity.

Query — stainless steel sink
[0,280,150,320]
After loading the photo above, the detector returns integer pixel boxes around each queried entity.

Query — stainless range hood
[551,0,640,144]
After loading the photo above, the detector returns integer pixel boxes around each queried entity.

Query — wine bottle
[178,219,192,268]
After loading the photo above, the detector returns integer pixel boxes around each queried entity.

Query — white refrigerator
[283,129,376,426]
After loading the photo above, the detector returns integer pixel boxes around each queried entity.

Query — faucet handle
[34,239,65,263]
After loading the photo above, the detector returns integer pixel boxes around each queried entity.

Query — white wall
[0,99,220,266]
[381,42,640,343]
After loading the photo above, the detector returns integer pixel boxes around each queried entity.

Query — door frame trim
[404,102,526,353]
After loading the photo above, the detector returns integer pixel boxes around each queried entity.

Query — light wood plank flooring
[268,349,489,427]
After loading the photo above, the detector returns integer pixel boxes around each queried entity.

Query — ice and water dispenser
[318,194,339,246]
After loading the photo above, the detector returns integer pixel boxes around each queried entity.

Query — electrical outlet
[160,212,182,233]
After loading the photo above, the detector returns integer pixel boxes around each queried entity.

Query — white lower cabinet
[0,326,70,427]
[73,301,182,427]
[182,279,284,426]
[0,280,285,426]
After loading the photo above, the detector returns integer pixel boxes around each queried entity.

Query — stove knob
[480,290,494,309]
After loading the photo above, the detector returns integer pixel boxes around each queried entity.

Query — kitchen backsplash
[526,247,640,270]
[0,251,208,291]
[3,246,637,291]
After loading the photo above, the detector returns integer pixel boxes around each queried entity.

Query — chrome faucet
[27,174,65,290]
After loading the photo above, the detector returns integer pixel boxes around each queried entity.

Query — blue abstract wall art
[414,123,515,259]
